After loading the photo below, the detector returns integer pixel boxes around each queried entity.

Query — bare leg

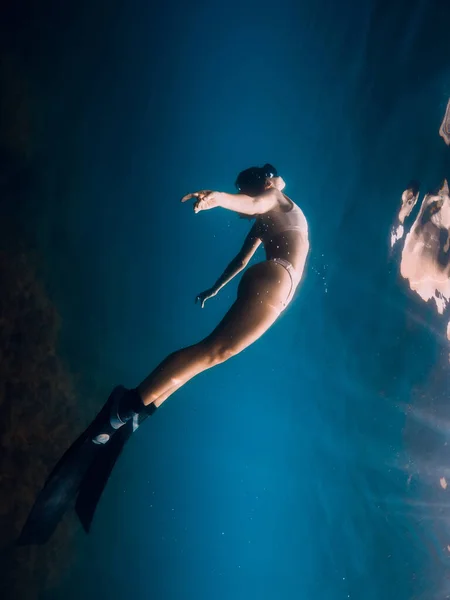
[138,261,293,407]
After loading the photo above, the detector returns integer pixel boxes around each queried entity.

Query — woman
[95,163,309,434]
[19,164,310,544]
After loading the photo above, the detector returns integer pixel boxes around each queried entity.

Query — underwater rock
[0,249,83,599]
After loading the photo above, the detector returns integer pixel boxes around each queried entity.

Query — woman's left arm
[195,225,262,307]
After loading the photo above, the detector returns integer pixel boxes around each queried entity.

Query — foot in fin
[17,386,147,546]
[75,421,133,532]
[75,404,157,532]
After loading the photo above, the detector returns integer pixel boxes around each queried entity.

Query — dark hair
[235,163,278,192]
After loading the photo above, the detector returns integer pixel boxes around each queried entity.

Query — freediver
[19,163,310,544]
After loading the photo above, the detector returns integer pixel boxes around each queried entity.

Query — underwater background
[2,0,450,598]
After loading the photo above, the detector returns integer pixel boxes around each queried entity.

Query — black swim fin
[75,407,156,532]
[17,427,100,545]
[17,386,134,546]
[75,418,134,532]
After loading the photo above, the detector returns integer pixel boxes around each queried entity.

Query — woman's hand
[181,190,219,213]
[195,288,217,308]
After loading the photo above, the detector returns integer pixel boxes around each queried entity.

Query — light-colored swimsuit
[255,200,308,307]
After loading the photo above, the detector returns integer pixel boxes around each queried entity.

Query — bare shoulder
[264,189,290,212]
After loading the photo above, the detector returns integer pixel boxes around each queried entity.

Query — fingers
[181,192,199,203]
[193,199,203,213]
[194,197,207,213]
[181,190,213,204]
[181,190,209,203]
[193,193,216,213]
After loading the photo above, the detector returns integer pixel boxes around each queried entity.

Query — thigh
[204,261,292,355]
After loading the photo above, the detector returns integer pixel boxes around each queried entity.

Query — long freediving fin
[75,418,134,532]
[17,427,100,546]
[75,407,156,532]
[19,389,157,545]
[17,386,133,546]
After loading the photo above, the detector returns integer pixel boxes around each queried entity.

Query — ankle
[117,388,144,422]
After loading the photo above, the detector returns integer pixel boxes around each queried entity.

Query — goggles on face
[235,163,279,191]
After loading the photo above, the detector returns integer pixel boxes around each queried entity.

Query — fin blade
[75,421,133,533]
[17,437,98,546]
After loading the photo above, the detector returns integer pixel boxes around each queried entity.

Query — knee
[201,339,239,366]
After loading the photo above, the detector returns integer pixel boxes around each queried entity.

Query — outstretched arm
[196,225,262,307]
[215,189,279,215]
[182,189,279,216]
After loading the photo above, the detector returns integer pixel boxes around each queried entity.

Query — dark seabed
[2,0,450,598]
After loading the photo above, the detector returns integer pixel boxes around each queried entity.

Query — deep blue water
[8,0,450,598]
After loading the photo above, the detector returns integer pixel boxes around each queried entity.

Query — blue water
[12,0,450,598]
